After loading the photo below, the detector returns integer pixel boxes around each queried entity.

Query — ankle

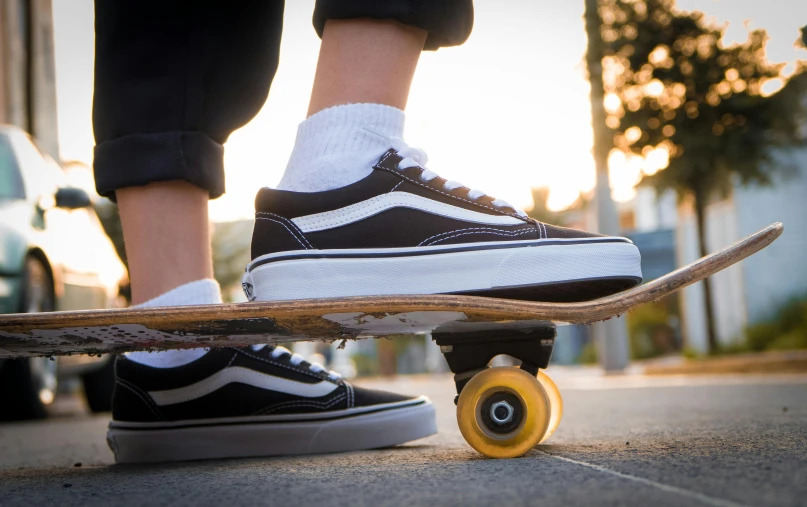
[117,181,213,304]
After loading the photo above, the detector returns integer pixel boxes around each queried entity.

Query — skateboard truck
[433,325,563,457]
[432,325,557,403]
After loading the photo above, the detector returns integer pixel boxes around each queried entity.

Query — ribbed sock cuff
[294,103,404,156]
[125,279,222,368]
[277,103,405,192]
[135,278,222,308]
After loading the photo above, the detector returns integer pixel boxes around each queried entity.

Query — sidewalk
[2,371,805,507]
[638,349,807,375]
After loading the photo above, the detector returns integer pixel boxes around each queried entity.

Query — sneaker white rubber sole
[107,397,436,464]
[243,238,642,301]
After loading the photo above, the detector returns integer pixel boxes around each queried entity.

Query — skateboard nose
[490,400,515,425]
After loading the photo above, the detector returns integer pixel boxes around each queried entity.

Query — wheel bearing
[479,391,524,435]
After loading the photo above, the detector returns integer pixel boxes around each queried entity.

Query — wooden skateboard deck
[0,223,782,359]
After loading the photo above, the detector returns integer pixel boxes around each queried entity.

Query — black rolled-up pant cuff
[313,0,474,50]
[93,131,225,200]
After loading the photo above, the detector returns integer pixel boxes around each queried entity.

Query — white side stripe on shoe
[291,192,524,233]
[147,367,339,406]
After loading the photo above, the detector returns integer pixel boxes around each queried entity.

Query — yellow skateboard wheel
[456,367,550,458]
[537,371,563,443]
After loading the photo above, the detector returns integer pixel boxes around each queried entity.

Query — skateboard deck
[0,222,782,359]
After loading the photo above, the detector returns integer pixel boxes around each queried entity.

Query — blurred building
[0,0,59,158]
[676,152,807,353]
[551,187,680,365]
[619,151,807,353]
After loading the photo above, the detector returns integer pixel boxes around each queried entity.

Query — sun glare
[52,0,806,223]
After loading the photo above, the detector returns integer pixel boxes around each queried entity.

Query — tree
[527,187,568,225]
[211,220,253,301]
[585,0,622,238]
[598,0,807,352]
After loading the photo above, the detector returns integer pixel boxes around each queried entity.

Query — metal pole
[584,0,630,372]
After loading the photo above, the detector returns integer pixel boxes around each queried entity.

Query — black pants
[92,1,474,200]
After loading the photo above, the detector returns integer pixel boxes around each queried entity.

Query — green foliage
[600,0,807,202]
[627,300,678,359]
[578,341,599,364]
[391,334,426,354]
[703,295,807,355]
[711,339,752,356]
[744,296,807,352]
[745,322,783,352]
[598,0,807,353]
[681,346,700,359]
[351,353,380,377]
[211,220,253,298]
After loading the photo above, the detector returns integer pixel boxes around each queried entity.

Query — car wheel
[0,257,57,421]
[81,357,115,413]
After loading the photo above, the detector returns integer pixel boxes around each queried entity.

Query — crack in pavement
[538,451,751,507]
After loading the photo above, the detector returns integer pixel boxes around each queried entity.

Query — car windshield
[0,133,25,200]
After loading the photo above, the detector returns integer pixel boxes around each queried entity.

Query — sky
[52,0,807,222]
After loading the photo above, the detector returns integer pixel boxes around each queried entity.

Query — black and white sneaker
[243,135,642,302]
[107,346,436,463]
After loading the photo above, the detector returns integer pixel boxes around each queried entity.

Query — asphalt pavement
[0,369,805,507]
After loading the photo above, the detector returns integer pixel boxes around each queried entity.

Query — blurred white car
[0,125,128,420]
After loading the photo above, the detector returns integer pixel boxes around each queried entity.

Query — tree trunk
[693,192,719,353]
[585,0,630,371]
[584,0,620,236]
[584,0,612,173]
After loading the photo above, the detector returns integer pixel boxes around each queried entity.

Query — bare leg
[307,19,427,116]
[117,181,213,305]
[120,20,426,304]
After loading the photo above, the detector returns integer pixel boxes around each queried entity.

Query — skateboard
[0,222,782,458]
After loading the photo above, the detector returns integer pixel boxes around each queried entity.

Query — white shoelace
[253,345,342,381]
[364,127,527,217]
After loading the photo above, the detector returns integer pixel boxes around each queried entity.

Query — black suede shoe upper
[251,149,602,261]
[112,346,415,424]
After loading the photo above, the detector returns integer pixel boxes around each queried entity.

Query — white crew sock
[125,279,222,368]
[277,103,404,192]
